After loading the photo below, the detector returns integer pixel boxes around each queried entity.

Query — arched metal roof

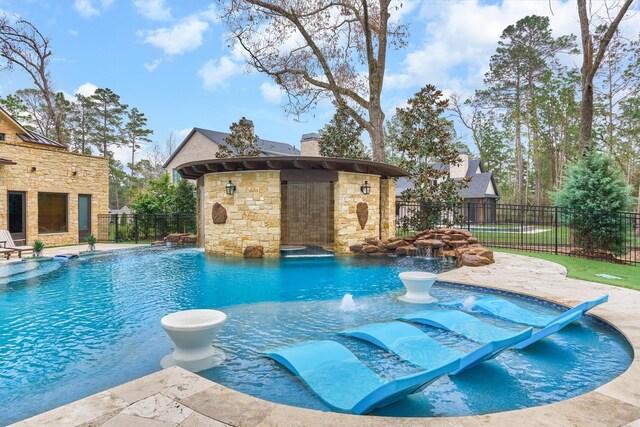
[177,156,408,179]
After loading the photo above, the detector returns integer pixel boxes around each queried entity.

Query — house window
[0,133,5,141]
[172,169,181,184]
[38,193,68,233]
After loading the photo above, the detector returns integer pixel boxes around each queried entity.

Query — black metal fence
[396,201,640,265]
[98,213,197,243]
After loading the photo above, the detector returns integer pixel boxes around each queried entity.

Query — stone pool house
[178,156,404,257]
[0,106,109,247]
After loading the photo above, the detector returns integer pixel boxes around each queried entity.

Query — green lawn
[491,248,640,291]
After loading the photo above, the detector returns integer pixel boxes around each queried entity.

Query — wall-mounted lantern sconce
[31,166,37,172]
[360,180,370,195]
[225,180,236,196]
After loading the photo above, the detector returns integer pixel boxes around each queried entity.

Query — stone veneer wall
[333,172,380,254]
[200,170,281,257]
[379,179,396,242]
[0,135,109,247]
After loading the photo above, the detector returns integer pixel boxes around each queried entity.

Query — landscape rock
[357,202,369,230]
[212,202,227,224]
[347,227,494,267]
[243,245,264,258]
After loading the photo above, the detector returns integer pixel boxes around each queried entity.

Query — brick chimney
[449,150,469,179]
[300,132,321,156]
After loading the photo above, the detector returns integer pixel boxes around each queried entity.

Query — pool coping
[12,252,640,426]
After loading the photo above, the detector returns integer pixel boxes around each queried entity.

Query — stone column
[333,172,380,254]
[202,170,281,257]
[379,179,396,241]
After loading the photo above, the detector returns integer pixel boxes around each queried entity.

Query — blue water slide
[265,339,459,415]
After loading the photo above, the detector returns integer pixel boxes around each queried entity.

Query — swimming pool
[0,247,632,424]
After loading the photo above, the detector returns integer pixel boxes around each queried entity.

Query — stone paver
[0,243,149,264]
[14,252,640,426]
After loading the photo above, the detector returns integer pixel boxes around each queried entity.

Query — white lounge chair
[0,230,34,258]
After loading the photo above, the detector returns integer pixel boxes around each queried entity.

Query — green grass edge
[490,248,640,291]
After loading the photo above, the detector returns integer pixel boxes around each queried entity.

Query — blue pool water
[0,248,633,424]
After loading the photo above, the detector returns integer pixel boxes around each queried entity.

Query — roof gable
[0,105,66,149]
[163,126,300,168]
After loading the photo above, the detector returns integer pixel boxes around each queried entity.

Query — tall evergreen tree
[124,107,153,179]
[390,84,469,230]
[68,93,98,154]
[91,88,127,157]
[215,117,261,158]
[319,106,369,159]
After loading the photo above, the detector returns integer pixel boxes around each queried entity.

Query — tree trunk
[368,103,385,162]
[577,0,635,156]
[131,140,135,179]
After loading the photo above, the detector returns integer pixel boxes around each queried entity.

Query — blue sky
[1,0,638,164]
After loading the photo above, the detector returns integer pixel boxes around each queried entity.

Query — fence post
[114,213,119,243]
[554,206,559,255]
[134,215,139,244]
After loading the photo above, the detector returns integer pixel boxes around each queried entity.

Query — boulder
[458,253,492,267]
[165,233,188,244]
[385,239,406,250]
[447,240,468,248]
[349,243,363,253]
[365,237,382,245]
[243,245,264,258]
[395,245,417,256]
[415,239,444,248]
[478,249,494,262]
[449,233,466,241]
[212,202,227,224]
[363,244,379,253]
[467,237,479,244]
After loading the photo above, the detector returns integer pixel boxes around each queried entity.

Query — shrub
[554,152,633,256]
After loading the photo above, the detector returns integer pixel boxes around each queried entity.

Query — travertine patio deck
[13,253,640,426]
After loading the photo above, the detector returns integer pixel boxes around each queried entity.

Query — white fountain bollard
[397,271,438,303]
[160,309,227,372]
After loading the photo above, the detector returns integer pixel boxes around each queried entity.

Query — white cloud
[133,0,172,21]
[260,82,284,104]
[75,82,98,97]
[175,127,192,141]
[385,0,587,97]
[68,29,79,36]
[144,58,162,71]
[198,56,242,90]
[140,16,209,55]
[73,0,113,18]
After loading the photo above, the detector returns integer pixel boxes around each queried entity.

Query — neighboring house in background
[164,121,314,182]
[0,106,109,247]
[109,206,132,215]
[396,151,500,223]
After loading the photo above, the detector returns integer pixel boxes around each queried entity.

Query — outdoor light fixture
[360,180,371,195]
[225,180,236,195]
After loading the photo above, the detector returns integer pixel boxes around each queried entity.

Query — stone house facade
[0,106,109,247]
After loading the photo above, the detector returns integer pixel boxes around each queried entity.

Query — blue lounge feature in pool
[400,309,583,350]
[443,295,608,328]
[340,321,532,375]
[265,339,459,415]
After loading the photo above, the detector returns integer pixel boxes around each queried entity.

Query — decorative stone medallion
[356,202,368,230]
[212,202,227,224]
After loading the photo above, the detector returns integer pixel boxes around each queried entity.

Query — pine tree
[68,94,98,154]
[124,107,153,179]
[319,106,369,159]
[216,117,261,158]
[91,88,127,157]
[554,152,632,256]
